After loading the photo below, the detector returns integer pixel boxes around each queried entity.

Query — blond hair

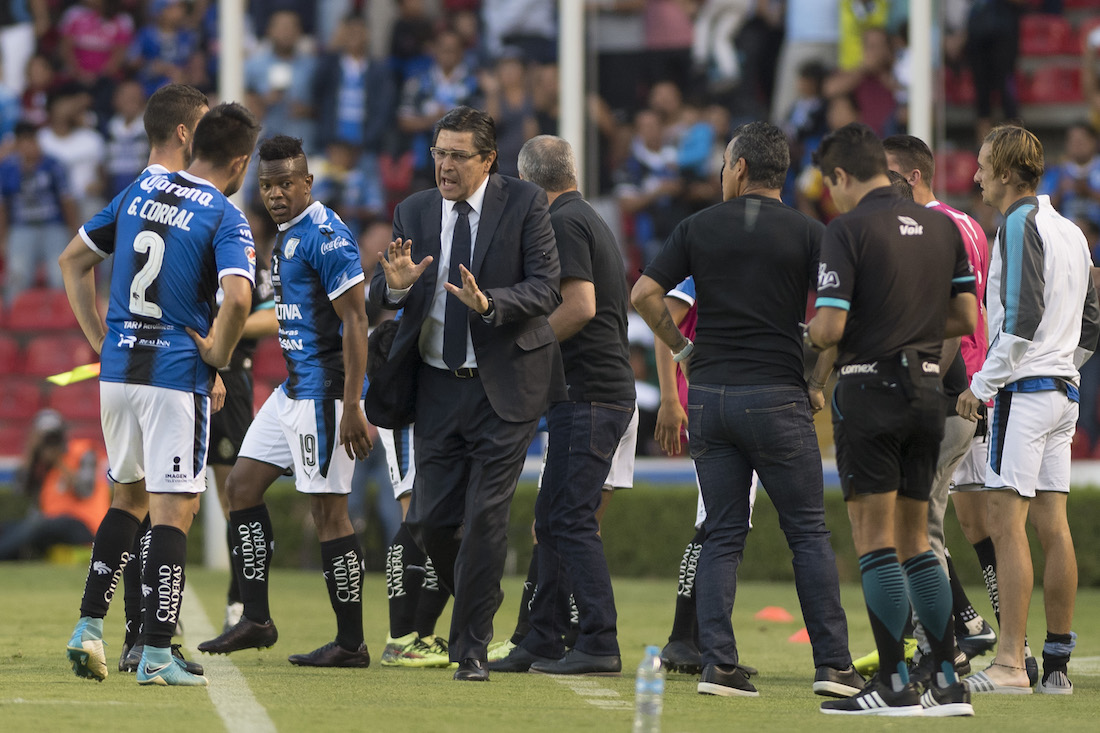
[984,125,1044,192]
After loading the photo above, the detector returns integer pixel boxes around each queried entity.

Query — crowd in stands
[3,0,1100,456]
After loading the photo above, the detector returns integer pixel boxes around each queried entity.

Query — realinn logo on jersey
[897,215,924,236]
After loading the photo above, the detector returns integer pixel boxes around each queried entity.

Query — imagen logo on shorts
[164,455,190,483]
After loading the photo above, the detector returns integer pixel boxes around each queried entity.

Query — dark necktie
[443,200,472,369]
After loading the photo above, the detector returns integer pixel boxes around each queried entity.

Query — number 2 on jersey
[130,230,166,318]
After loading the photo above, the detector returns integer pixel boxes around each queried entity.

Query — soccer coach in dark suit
[366,106,563,681]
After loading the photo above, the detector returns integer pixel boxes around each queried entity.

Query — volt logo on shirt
[897,216,924,236]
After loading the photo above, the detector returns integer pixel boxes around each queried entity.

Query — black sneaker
[487,645,555,673]
[697,663,759,697]
[121,643,204,676]
[919,681,974,717]
[198,617,278,654]
[813,665,866,697]
[820,674,922,716]
[288,640,370,668]
[956,619,997,660]
[660,639,703,675]
[118,642,133,673]
[908,648,970,689]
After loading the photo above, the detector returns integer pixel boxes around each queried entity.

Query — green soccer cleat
[66,616,107,681]
[488,639,517,662]
[853,637,918,677]
[380,632,419,666]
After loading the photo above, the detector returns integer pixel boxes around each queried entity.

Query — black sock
[669,528,704,643]
[414,556,450,638]
[1043,631,1076,675]
[79,508,141,619]
[859,548,911,689]
[902,550,958,686]
[563,593,580,649]
[945,551,979,632]
[230,504,274,624]
[972,536,999,624]
[386,523,425,638]
[226,522,241,605]
[141,525,187,649]
[510,545,539,644]
[122,515,150,645]
[321,534,364,651]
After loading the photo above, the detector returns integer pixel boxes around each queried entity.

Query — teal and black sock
[859,548,911,689]
[903,550,958,686]
[141,525,187,649]
[80,508,141,619]
[669,529,704,643]
[321,534,365,651]
[510,545,539,645]
[230,504,274,624]
[386,523,425,638]
[1042,631,1076,677]
[414,556,450,638]
[972,537,999,624]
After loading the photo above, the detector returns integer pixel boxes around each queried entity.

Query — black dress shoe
[529,649,622,676]
[198,617,278,654]
[488,645,556,673]
[288,641,370,668]
[454,658,489,681]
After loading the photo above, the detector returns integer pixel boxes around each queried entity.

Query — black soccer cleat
[288,640,370,668]
[198,618,278,654]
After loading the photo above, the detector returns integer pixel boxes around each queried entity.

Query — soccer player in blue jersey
[197,135,375,668]
[59,102,262,687]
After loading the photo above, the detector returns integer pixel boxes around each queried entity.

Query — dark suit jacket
[366,174,565,427]
[312,53,396,152]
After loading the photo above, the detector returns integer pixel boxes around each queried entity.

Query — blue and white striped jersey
[80,168,256,395]
[271,200,365,400]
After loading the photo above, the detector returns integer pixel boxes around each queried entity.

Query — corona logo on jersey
[897,215,924,236]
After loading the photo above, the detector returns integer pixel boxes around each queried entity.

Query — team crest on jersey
[897,215,924,236]
[245,245,256,266]
[284,237,300,259]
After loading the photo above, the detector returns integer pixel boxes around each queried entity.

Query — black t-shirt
[551,191,635,402]
[644,195,823,387]
[815,187,976,367]
[943,350,967,416]
[230,265,275,369]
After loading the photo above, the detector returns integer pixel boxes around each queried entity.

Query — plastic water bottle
[633,646,665,733]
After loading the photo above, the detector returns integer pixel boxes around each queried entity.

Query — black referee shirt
[815,187,976,367]
[644,194,823,387]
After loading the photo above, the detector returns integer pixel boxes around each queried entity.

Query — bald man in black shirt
[633,121,859,699]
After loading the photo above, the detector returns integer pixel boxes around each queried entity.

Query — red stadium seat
[47,379,101,421]
[0,334,21,373]
[0,378,44,419]
[252,337,287,381]
[22,335,97,378]
[943,67,975,106]
[1020,65,1082,104]
[66,419,105,450]
[1020,14,1077,56]
[4,288,79,331]
[935,151,979,196]
[0,421,32,456]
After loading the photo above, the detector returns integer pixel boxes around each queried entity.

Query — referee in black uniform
[805,123,978,717]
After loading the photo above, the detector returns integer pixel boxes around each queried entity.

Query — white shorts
[985,389,1078,498]
[949,434,989,491]
[603,407,639,490]
[378,424,415,500]
[690,431,758,530]
[239,386,357,495]
[100,381,210,494]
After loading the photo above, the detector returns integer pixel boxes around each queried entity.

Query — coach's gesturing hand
[379,238,433,291]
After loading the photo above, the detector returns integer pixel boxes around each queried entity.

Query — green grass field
[1,563,1098,732]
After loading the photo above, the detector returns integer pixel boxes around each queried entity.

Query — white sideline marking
[1069,656,1100,676]
[544,674,633,710]
[180,593,276,733]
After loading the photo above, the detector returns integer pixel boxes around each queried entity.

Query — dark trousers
[406,366,538,662]
[523,400,634,659]
[689,383,851,670]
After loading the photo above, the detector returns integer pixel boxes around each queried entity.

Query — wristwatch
[481,292,495,319]
[673,340,694,363]
[801,322,817,351]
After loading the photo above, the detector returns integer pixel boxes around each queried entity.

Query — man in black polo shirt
[632,121,859,699]
[805,123,978,716]
[490,134,635,675]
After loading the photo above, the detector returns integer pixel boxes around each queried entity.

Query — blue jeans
[523,399,634,658]
[688,383,851,670]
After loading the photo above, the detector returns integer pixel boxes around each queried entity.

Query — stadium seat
[935,151,979,196]
[47,379,101,421]
[0,378,44,420]
[66,419,105,450]
[1019,14,1077,56]
[1020,65,1082,104]
[252,338,287,381]
[1079,16,1100,53]
[943,67,975,106]
[4,288,79,331]
[0,334,21,373]
[22,334,97,378]
[0,421,32,456]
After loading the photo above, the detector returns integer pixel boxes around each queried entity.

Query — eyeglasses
[430,147,484,162]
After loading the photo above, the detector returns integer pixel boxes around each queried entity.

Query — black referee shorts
[209,365,255,466]
[831,371,947,501]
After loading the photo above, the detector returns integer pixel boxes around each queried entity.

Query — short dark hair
[887,169,913,199]
[728,121,790,189]
[144,83,209,146]
[13,121,37,139]
[432,106,499,174]
[191,103,261,168]
[882,134,935,185]
[814,123,887,183]
[258,135,306,163]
